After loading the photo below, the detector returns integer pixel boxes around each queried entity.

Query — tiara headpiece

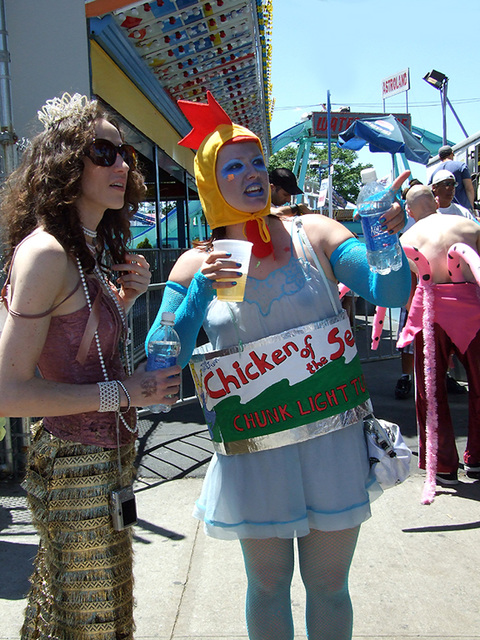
[37,92,90,130]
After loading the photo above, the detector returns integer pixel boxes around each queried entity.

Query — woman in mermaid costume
[0,93,181,639]
[146,92,411,640]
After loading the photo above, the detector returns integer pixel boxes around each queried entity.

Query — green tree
[268,144,372,204]
[136,237,152,249]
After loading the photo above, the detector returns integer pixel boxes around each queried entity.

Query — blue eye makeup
[252,155,267,171]
[220,159,245,178]
[219,154,267,179]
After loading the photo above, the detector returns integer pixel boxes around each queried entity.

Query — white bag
[364,415,412,489]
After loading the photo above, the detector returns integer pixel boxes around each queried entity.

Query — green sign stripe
[211,355,369,444]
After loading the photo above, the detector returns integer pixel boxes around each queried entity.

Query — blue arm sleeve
[145,272,215,369]
[330,237,411,308]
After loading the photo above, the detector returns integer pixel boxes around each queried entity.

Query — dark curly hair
[0,96,146,272]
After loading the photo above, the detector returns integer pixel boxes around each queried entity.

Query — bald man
[403,186,480,283]
[398,185,480,485]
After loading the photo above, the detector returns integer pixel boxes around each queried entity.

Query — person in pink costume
[398,185,480,501]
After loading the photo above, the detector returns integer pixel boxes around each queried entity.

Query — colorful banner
[190,312,371,455]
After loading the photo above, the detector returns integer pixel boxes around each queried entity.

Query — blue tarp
[337,115,431,165]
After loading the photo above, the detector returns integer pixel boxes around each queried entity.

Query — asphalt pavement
[1,357,479,640]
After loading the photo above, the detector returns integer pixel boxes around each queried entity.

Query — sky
[269,0,480,184]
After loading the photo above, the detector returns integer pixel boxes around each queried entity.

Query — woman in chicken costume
[146,92,411,640]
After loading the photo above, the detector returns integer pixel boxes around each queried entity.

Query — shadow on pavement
[0,539,35,600]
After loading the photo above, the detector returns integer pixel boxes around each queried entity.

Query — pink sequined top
[36,276,136,448]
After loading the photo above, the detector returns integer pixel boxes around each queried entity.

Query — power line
[274,98,480,112]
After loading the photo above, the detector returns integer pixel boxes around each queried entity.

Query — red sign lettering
[312,112,411,139]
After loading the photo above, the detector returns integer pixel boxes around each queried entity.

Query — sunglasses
[438,180,456,187]
[86,139,137,169]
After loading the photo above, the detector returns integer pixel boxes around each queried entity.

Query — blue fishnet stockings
[240,526,360,640]
[299,527,360,640]
[241,537,295,640]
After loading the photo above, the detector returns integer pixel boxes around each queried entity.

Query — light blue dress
[193,223,381,539]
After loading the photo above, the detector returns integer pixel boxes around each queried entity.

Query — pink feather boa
[421,283,438,505]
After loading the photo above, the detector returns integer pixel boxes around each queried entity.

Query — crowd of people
[0,88,478,639]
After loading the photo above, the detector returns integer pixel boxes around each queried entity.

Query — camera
[110,486,137,531]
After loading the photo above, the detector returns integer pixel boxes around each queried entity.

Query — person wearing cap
[269,167,313,216]
[431,169,478,221]
[429,145,475,212]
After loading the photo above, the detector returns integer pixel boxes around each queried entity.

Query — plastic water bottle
[146,311,181,413]
[356,168,402,275]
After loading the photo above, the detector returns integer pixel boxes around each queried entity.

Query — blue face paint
[252,154,267,172]
[219,154,267,180]
[219,160,244,179]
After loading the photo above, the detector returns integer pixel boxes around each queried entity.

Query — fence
[0,248,400,478]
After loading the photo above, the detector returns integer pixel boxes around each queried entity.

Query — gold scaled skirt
[21,425,136,640]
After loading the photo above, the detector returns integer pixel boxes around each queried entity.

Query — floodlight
[423,69,448,90]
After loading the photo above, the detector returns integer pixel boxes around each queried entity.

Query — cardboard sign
[190,313,371,454]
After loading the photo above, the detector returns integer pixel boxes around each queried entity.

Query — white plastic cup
[212,239,253,302]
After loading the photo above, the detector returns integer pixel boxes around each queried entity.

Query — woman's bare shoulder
[14,230,68,269]
[168,246,209,286]
[299,212,349,232]
[10,231,70,312]
[296,214,354,256]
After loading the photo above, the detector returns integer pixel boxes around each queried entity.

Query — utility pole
[0,0,17,182]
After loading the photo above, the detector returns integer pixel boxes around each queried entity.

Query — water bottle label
[147,353,177,370]
[361,213,396,251]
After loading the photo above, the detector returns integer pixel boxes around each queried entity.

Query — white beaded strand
[76,258,138,433]
[82,227,99,259]
[82,225,97,239]
[116,380,132,413]
[93,264,128,338]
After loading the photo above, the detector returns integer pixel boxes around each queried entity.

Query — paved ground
[1,357,479,639]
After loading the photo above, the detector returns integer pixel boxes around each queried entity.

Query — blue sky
[269,0,480,182]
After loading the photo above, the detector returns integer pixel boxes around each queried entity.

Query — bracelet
[97,380,120,413]
[116,380,131,414]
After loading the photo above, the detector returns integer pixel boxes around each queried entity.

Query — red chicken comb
[177,91,232,150]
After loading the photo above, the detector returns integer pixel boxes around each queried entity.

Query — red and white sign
[317,178,329,208]
[382,69,410,99]
[312,112,411,139]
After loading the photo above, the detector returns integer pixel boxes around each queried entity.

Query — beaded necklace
[82,225,97,239]
[93,263,128,331]
[76,257,138,434]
